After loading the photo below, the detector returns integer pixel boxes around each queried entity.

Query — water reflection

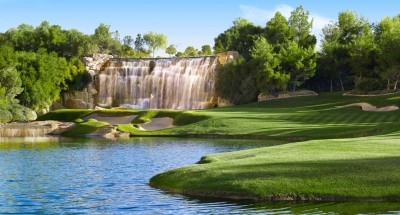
[0,137,399,214]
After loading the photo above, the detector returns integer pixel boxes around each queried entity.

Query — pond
[0,137,399,214]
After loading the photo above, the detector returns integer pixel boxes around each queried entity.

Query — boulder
[66,99,89,109]
[216,51,239,65]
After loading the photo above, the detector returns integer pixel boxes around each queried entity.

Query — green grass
[39,92,400,139]
[37,109,95,122]
[39,92,400,200]
[150,132,400,201]
[61,119,110,137]
[147,92,400,201]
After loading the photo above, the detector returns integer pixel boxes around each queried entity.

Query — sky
[1,0,399,56]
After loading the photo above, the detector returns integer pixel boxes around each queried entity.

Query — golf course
[38,92,400,201]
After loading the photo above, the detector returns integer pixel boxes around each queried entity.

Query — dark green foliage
[215,6,317,103]
[265,12,291,46]
[9,103,36,122]
[0,109,12,123]
[183,46,199,57]
[16,49,70,110]
[66,57,92,91]
[355,77,384,93]
[214,18,263,60]
[199,45,213,56]
[37,109,94,122]
[216,57,259,105]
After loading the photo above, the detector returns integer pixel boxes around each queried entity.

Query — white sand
[336,103,399,112]
[83,113,137,124]
[140,117,175,130]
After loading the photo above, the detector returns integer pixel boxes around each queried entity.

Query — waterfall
[95,57,218,109]
[0,124,53,137]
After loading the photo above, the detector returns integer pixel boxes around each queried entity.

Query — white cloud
[239,4,293,25]
[239,4,334,47]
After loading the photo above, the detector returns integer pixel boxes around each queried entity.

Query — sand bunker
[336,103,399,112]
[83,113,137,124]
[140,117,175,130]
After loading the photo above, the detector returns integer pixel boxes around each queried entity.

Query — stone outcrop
[54,54,112,109]
[88,125,130,139]
[0,121,74,137]
[83,53,113,77]
[216,51,239,65]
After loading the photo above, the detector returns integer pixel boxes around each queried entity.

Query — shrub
[0,109,13,123]
[9,104,37,122]
[355,77,384,93]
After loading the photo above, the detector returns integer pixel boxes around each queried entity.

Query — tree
[375,15,400,90]
[123,35,134,47]
[317,11,374,92]
[199,45,213,56]
[280,41,316,91]
[16,49,71,110]
[165,44,177,57]
[64,29,97,59]
[134,34,145,58]
[184,46,199,57]
[265,12,291,47]
[215,57,258,105]
[0,45,23,106]
[250,37,289,93]
[175,52,185,58]
[214,18,263,59]
[143,31,167,58]
[288,6,316,48]
[92,23,121,55]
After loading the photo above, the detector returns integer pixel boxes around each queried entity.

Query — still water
[0,137,399,214]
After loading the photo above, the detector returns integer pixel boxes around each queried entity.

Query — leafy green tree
[4,24,37,52]
[64,29,97,59]
[184,46,199,57]
[36,21,67,55]
[66,57,91,91]
[92,23,122,55]
[250,37,289,93]
[135,34,145,52]
[175,52,185,58]
[166,44,177,57]
[16,49,70,110]
[265,12,291,47]
[216,57,258,104]
[317,11,374,92]
[375,15,400,90]
[0,45,23,106]
[214,18,263,59]
[288,6,316,48]
[280,41,316,91]
[199,45,213,56]
[143,31,167,58]
[123,35,134,46]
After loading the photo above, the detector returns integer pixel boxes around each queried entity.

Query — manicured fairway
[39,92,400,200]
[150,132,400,200]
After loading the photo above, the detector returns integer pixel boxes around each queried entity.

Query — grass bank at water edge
[150,132,400,201]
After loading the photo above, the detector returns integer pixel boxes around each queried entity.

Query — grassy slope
[38,93,400,200]
[150,132,400,200]
[141,92,400,140]
[61,119,110,137]
[39,92,400,139]
[149,92,400,201]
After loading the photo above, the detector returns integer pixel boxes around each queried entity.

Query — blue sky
[1,0,399,56]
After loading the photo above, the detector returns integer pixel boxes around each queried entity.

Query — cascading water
[0,121,74,137]
[95,57,218,109]
[0,124,52,137]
